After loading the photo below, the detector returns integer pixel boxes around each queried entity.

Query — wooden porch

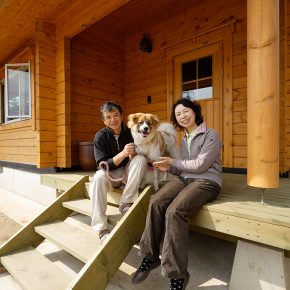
[191,173,290,256]
[41,171,290,256]
[0,171,288,289]
[42,170,290,289]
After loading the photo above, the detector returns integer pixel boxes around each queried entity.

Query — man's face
[102,109,123,134]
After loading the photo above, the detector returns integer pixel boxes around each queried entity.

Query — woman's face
[175,104,197,133]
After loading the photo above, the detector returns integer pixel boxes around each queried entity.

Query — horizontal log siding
[286,0,290,171]
[0,120,36,164]
[35,21,57,168]
[1,0,282,171]
[232,16,247,168]
[56,36,71,168]
[124,0,248,168]
[0,48,37,165]
[70,28,125,166]
[280,1,286,173]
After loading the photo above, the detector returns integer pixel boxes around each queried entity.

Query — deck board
[191,174,290,252]
[1,247,72,290]
[41,172,290,252]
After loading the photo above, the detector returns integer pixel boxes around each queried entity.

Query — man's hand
[152,157,172,172]
[113,143,136,166]
[122,143,136,158]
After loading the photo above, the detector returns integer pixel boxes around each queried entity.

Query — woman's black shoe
[169,272,190,290]
[131,258,160,284]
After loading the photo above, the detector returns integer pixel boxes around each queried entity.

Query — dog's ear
[127,113,141,128]
[151,114,160,127]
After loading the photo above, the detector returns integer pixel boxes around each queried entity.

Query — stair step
[84,182,122,205]
[35,221,100,263]
[62,199,122,226]
[41,173,87,191]
[1,247,72,290]
[63,198,91,216]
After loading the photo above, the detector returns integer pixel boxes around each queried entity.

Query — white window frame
[4,62,31,123]
[0,79,4,123]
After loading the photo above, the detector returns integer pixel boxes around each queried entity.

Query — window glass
[181,55,213,101]
[5,63,30,122]
[182,60,196,82]
[198,56,212,78]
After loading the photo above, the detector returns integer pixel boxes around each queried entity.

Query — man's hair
[99,101,123,119]
[171,98,204,130]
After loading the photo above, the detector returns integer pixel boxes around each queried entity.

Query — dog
[127,113,180,190]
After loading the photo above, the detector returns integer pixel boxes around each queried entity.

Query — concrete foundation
[0,167,57,206]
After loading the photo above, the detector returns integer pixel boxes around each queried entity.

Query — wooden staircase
[0,175,154,289]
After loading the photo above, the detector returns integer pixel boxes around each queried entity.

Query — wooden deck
[41,172,290,256]
[191,173,290,256]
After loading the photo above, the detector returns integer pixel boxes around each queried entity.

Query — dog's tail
[158,122,177,137]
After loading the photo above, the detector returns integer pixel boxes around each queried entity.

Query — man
[89,101,147,242]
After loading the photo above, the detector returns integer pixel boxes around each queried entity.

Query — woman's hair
[171,98,204,130]
[99,101,123,119]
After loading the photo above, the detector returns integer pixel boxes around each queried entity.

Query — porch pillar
[247,0,279,188]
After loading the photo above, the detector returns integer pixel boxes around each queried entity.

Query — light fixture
[139,33,152,53]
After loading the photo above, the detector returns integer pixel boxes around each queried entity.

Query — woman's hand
[152,157,172,172]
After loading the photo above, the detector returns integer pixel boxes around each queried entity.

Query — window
[0,80,4,123]
[4,62,31,123]
[181,55,213,100]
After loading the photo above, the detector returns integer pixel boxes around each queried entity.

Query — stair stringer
[0,175,89,264]
[67,184,154,290]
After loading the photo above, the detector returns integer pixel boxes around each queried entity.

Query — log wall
[124,0,247,168]
[0,48,37,165]
[70,27,125,166]
[0,0,288,172]
[55,37,71,168]
[35,21,57,168]
[286,0,290,171]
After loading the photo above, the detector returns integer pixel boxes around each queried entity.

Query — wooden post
[247,0,279,188]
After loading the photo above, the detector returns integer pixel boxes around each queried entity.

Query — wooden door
[172,43,223,142]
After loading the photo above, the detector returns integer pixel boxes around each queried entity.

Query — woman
[131,98,222,290]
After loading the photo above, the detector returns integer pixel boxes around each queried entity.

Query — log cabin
[0,0,286,180]
[0,0,289,289]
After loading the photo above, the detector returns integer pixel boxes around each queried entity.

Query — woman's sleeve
[171,130,222,173]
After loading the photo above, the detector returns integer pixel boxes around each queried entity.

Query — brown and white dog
[127,113,180,190]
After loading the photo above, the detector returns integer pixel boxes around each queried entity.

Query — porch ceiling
[0,0,74,64]
[0,0,197,64]
[88,0,197,36]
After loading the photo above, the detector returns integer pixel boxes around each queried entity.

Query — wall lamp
[139,33,152,53]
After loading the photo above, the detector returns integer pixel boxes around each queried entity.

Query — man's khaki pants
[89,155,147,231]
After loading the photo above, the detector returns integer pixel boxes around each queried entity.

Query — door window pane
[181,55,213,100]
[198,56,212,78]
[182,60,196,82]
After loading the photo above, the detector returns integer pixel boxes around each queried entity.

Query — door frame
[166,27,233,167]
[173,42,222,135]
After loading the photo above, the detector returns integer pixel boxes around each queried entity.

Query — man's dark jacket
[93,124,134,171]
